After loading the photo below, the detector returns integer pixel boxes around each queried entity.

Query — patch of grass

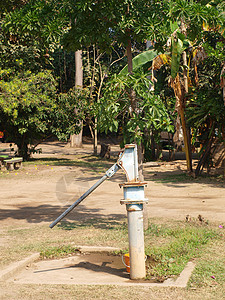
[144,223,221,282]
[40,245,80,259]
[58,219,128,231]
[189,238,225,288]
[0,219,129,268]
[24,155,115,173]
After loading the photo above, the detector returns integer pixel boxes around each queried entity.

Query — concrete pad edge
[0,253,40,282]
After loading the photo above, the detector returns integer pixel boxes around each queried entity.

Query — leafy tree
[123,0,224,174]
[98,69,174,160]
[0,69,87,159]
[62,0,161,181]
[1,0,73,84]
[187,37,225,176]
[0,0,27,16]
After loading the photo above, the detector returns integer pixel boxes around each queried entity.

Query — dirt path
[0,140,224,228]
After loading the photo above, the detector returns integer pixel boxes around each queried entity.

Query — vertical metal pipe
[127,204,146,279]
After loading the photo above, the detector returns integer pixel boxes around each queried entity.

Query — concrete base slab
[3,247,195,287]
[0,253,40,281]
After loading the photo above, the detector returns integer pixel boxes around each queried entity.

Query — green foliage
[142,0,222,52]
[0,69,87,159]
[62,0,151,52]
[0,69,57,137]
[119,49,159,76]
[187,42,225,144]
[0,0,26,16]
[171,31,190,78]
[2,0,69,50]
[0,0,72,80]
[98,69,173,146]
[1,0,224,168]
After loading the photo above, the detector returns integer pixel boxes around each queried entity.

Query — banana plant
[119,22,193,172]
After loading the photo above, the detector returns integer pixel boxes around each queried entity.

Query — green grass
[144,222,220,281]
[40,244,80,259]
[189,238,225,288]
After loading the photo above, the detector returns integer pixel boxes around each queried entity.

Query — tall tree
[70,50,84,148]
[63,0,154,177]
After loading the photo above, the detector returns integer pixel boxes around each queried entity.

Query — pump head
[117,144,139,182]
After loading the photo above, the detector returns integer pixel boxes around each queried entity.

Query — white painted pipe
[127,204,146,279]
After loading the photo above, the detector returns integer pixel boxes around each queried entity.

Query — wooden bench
[4,157,23,171]
[0,155,10,170]
[0,148,7,153]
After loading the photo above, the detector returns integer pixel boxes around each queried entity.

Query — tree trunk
[182,50,193,172]
[179,21,193,173]
[75,50,83,87]
[195,135,214,177]
[150,130,156,160]
[94,117,98,155]
[70,50,83,148]
[126,39,136,112]
[179,107,192,172]
[126,39,145,178]
[17,134,29,160]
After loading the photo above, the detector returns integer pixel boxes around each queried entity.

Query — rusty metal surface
[119,182,147,188]
[120,199,148,206]
[124,144,136,149]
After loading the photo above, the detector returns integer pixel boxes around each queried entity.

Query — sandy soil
[0,140,224,228]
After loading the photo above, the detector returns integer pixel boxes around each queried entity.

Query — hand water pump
[50,144,148,279]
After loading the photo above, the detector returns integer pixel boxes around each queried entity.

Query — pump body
[50,144,148,280]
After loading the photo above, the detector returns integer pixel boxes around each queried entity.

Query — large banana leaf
[119,49,159,76]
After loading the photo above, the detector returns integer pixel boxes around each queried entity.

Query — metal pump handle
[49,144,138,228]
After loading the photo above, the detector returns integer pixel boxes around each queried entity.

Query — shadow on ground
[144,170,225,189]
[0,204,125,227]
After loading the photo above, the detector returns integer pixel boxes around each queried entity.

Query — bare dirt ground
[0,140,224,229]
